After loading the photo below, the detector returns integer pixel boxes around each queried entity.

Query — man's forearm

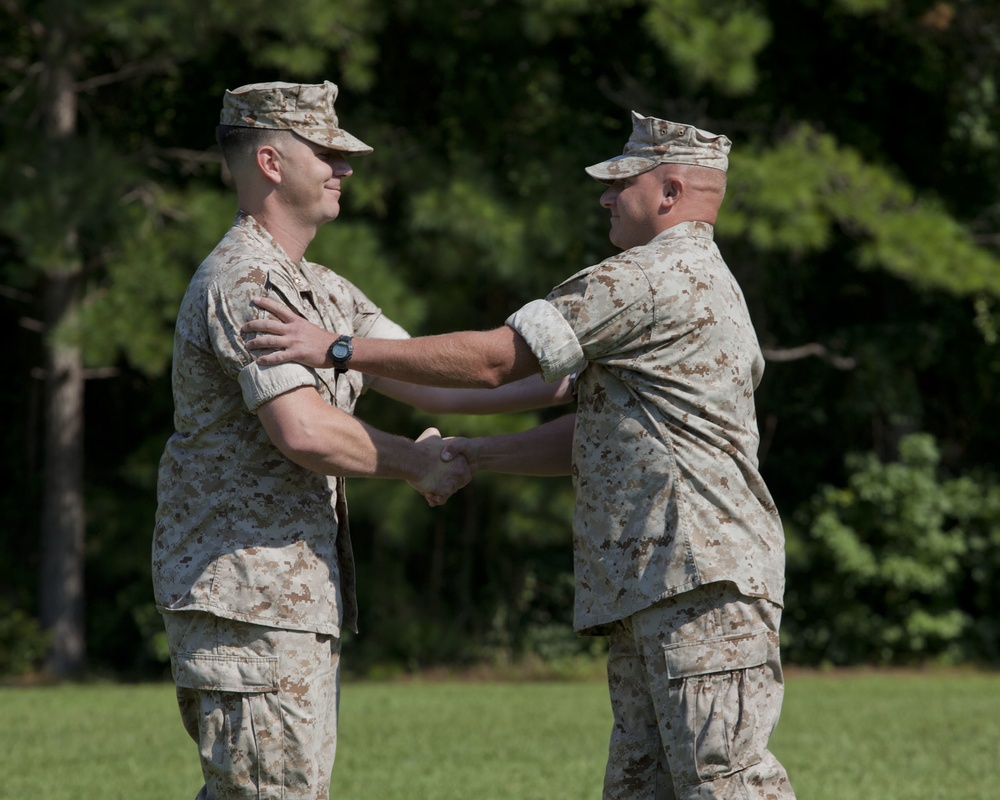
[453,413,576,477]
[259,388,420,478]
[258,387,469,502]
[350,326,540,389]
[372,374,574,415]
[243,298,542,390]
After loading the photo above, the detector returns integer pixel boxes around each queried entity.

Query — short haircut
[660,162,727,198]
[215,125,288,173]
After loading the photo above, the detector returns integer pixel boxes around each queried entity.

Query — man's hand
[439,436,480,473]
[410,428,473,506]
[242,296,336,368]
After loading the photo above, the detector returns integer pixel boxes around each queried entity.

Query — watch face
[333,342,350,360]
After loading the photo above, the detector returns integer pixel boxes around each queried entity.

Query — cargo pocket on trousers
[662,629,770,784]
[173,651,280,693]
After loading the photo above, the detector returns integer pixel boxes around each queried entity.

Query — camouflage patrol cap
[220,80,373,155]
[585,111,730,181]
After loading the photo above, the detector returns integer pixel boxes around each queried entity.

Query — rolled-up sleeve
[238,361,319,413]
[363,314,410,341]
[506,299,586,382]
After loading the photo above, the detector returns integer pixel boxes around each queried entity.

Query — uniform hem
[573,574,785,636]
[156,603,346,638]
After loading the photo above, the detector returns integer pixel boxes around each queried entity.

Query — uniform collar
[650,220,715,244]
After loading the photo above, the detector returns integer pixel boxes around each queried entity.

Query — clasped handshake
[408,428,476,508]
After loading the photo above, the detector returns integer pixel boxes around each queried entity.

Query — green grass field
[2,670,997,799]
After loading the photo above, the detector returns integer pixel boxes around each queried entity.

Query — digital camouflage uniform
[505,113,794,799]
[153,81,398,800]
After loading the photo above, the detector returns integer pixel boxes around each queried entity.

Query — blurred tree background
[2,0,999,679]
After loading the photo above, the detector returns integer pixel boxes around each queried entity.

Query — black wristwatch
[329,334,354,374]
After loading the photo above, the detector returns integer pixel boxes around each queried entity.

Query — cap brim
[584,155,658,182]
[297,127,373,155]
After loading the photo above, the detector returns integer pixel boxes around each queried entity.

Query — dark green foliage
[785,433,1000,665]
[0,601,49,677]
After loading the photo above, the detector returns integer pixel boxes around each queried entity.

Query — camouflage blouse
[507,221,785,634]
[153,212,402,637]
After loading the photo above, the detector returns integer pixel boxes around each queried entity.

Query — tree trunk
[37,18,86,678]
[39,275,86,677]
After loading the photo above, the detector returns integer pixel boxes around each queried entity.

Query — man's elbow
[475,366,508,389]
[260,406,325,469]
[445,326,535,389]
[271,426,324,469]
[480,352,540,388]
[276,426,319,460]
[443,362,508,390]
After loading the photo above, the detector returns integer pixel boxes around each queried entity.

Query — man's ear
[662,176,682,209]
[257,145,282,185]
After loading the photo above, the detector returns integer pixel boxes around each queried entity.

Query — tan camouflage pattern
[220,80,373,155]
[506,220,785,635]
[153,211,401,637]
[163,611,341,800]
[585,111,731,181]
[603,583,795,799]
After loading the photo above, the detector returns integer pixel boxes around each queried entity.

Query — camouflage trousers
[603,582,795,800]
[162,611,342,800]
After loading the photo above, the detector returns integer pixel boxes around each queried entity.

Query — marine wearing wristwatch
[329,334,353,374]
